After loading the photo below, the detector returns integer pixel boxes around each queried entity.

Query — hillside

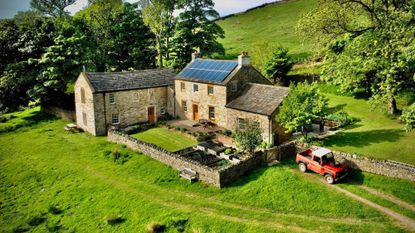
[217,0,318,65]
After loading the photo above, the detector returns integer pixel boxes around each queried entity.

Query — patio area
[167,119,224,134]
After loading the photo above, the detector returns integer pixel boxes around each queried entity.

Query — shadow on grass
[327,104,347,114]
[0,110,56,134]
[323,129,403,148]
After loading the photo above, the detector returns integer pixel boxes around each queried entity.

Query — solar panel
[178,59,238,83]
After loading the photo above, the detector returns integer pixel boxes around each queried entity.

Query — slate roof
[84,69,176,93]
[177,59,239,84]
[226,84,289,116]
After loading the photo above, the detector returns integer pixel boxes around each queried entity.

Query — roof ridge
[194,58,238,62]
[248,83,289,89]
[85,68,174,75]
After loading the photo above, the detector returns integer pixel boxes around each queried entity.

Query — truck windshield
[321,153,335,165]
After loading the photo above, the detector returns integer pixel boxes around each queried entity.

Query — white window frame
[193,84,199,93]
[182,101,188,112]
[208,85,214,95]
[109,93,115,104]
[209,106,215,121]
[111,113,120,125]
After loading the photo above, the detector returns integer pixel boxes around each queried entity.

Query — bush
[400,104,415,132]
[105,214,125,225]
[260,141,272,149]
[196,133,212,142]
[326,111,354,127]
[222,129,232,137]
[0,116,7,123]
[103,149,131,164]
[224,148,232,155]
[147,222,166,233]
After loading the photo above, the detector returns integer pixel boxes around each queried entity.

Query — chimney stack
[191,51,201,61]
[238,51,250,66]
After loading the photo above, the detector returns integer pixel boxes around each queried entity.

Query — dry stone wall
[107,129,265,187]
[296,144,415,182]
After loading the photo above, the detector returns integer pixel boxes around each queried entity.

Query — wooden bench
[179,168,198,182]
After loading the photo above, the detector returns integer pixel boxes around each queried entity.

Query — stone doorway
[148,106,155,123]
[192,104,199,121]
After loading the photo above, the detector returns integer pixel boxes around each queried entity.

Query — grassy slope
[0,110,411,233]
[131,128,196,152]
[217,0,318,61]
[321,93,415,165]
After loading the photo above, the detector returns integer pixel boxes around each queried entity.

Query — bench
[179,168,198,182]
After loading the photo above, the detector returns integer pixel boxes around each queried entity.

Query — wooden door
[192,104,199,121]
[148,106,155,123]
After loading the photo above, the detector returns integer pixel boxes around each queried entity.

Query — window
[209,107,215,121]
[180,82,185,92]
[109,93,115,104]
[231,82,238,92]
[193,84,199,92]
[182,101,187,112]
[208,86,214,95]
[237,118,246,129]
[253,121,261,129]
[112,113,120,124]
[81,88,86,104]
[160,107,166,115]
[313,156,321,164]
[82,112,87,126]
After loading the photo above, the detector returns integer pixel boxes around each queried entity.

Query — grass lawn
[0,109,412,232]
[130,127,196,152]
[320,93,415,165]
[217,0,318,63]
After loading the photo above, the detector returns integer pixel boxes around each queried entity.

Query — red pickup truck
[296,148,348,184]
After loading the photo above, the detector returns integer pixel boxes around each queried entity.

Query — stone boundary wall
[107,129,265,187]
[264,142,297,162]
[296,144,415,182]
[42,105,76,122]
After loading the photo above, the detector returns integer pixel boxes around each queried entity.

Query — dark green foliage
[400,104,415,132]
[48,206,63,215]
[263,47,294,84]
[171,0,225,69]
[278,82,329,137]
[27,214,46,226]
[222,129,232,137]
[147,222,166,233]
[103,148,131,164]
[233,120,263,154]
[196,132,213,142]
[326,111,355,127]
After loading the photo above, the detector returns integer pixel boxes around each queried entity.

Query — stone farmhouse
[75,52,290,145]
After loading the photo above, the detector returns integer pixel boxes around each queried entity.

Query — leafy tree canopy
[297,0,415,115]
[30,0,77,18]
[263,47,294,84]
[278,82,329,138]
[233,120,263,154]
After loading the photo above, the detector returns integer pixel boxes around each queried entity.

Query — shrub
[147,222,166,233]
[326,111,354,127]
[233,121,263,154]
[222,129,232,137]
[224,148,232,155]
[0,116,7,123]
[48,206,63,215]
[196,133,212,142]
[260,141,272,149]
[105,214,125,225]
[103,149,131,164]
[400,104,415,132]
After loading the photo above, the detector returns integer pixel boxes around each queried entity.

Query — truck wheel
[325,174,334,184]
[299,163,307,172]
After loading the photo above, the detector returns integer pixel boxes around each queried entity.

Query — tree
[233,120,263,154]
[297,0,415,115]
[263,47,294,84]
[75,1,156,71]
[401,104,415,132]
[278,82,329,138]
[171,0,225,69]
[30,0,77,18]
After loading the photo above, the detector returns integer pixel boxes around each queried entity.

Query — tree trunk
[156,36,163,68]
[388,97,397,115]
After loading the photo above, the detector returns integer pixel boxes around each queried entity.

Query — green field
[217,0,318,63]
[320,92,415,165]
[131,128,197,152]
[0,110,413,232]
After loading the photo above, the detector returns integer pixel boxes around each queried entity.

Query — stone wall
[296,144,415,182]
[42,105,76,122]
[174,80,228,128]
[74,73,97,135]
[264,142,297,163]
[107,129,265,187]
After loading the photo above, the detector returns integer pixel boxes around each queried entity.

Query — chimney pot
[238,51,250,66]
[192,52,201,61]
